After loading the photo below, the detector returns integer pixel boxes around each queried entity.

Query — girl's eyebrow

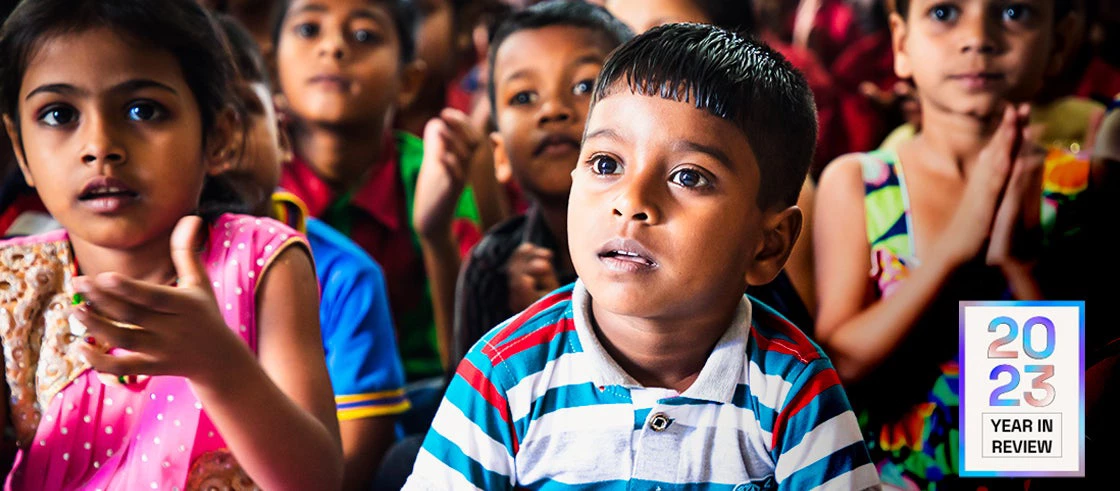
[25,79,177,101]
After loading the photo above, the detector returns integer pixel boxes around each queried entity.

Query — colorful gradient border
[958,300,1086,478]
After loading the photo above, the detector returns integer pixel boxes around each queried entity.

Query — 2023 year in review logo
[959,301,1084,477]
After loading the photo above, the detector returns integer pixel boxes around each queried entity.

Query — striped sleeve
[404,344,518,490]
[770,358,881,491]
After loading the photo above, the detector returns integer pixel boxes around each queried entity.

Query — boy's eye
[589,155,622,175]
[510,91,537,106]
[573,79,594,96]
[38,105,77,127]
[929,4,959,21]
[296,23,319,38]
[669,168,710,188]
[1002,4,1031,22]
[127,102,164,122]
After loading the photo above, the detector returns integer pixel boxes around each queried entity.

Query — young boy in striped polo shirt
[406,23,881,490]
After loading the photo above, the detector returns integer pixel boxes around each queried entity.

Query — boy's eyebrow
[502,54,605,85]
[584,127,623,142]
[289,3,328,15]
[675,140,733,170]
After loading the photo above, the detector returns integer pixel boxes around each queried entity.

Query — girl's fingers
[83,272,185,315]
[169,215,211,290]
[73,305,156,353]
[77,344,157,377]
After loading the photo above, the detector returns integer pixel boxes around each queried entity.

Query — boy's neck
[69,232,178,287]
[589,295,740,393]
[916,103,1006,176]
[292,120,389,193]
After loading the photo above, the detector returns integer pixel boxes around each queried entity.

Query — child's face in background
[605,0,710,33]
[3,28,215,250]
[414,0,458,86]
[230,81,286,199]
[892,0,1067,119]
[491,26,610,204]
[276,0,405,126]
[568,90,768,320]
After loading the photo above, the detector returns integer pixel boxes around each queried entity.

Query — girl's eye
[1002,4,1031,22]
[353,29,378,43]
[929,4,960,22]
[573,79,594,96]
[127,102,164,122]
[669,168,710,188]
[296,23,319,38]
[589,155,622,175]
[511,91,536,106]
[38,106,77,127]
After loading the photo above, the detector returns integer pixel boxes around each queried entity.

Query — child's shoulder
[459,284,578,384]
[746,296,830,373]
[204,214,309,272]
[304,217,379,273]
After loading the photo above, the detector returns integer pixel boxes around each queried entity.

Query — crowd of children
[0,0,1115,489]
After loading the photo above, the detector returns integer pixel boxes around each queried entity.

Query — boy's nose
[538,97,574,125]
[80,116,126,166]
[611,171,661,224]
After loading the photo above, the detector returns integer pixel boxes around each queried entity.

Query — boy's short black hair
[271,0,417,63]
[593,23,816,209]
[487,0,633,120]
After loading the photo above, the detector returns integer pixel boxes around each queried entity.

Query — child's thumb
[170,215,208,289]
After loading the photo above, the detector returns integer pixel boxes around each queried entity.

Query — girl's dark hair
[0,0,247,220]
[593,23,817,209]
[271,0,418,64]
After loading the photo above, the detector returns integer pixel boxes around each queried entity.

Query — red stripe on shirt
[771,367,842,449]
[483,291,573,358]
[488,318,575,363]
[457,359,513,424]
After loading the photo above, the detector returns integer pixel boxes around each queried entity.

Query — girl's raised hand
[72,215,252,389]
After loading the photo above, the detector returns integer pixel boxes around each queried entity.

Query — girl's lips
[308,75,352,92]
[78,176,139,213]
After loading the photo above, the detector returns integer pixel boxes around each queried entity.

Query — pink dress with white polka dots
[0,214,307,490]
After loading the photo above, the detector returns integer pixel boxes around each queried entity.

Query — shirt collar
[571,280,751,404]
[280,133,402,231]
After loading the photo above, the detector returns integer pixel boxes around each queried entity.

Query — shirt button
[649,413,671,432]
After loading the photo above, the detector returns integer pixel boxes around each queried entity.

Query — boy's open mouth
[597,238,658,270]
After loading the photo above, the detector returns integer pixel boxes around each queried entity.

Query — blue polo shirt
[306,217,410,420]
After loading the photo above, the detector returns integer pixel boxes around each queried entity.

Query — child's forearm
[820,253,960,383]
[190,352,344,491]
[419,232,462,369]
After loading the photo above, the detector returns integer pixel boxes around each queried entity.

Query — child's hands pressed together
[935,104,1029,268]
[71,216,252,389]
[414,107,482,240]
[506,243,561,313]
[985,116,1046,273]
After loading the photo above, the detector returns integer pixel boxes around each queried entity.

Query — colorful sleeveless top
[857,148,1089,489]
[0,214,307,490]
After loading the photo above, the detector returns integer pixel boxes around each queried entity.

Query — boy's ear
[205,107,241,176]
[3,115,34,187]
[491,131,513,185]
[745,205,803,286]
[397,59,428,110]
[1046,11,1079,77]
[889,12,913,80]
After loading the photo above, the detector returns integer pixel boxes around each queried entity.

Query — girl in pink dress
[0,0,343,489]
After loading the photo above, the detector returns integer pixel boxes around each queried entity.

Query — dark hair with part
[271,0,418,63]
[0,0,247,219]
[487,0,633,121]
[592,23,816,209]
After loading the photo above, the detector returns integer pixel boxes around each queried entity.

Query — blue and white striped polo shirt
[405,281,880,490]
